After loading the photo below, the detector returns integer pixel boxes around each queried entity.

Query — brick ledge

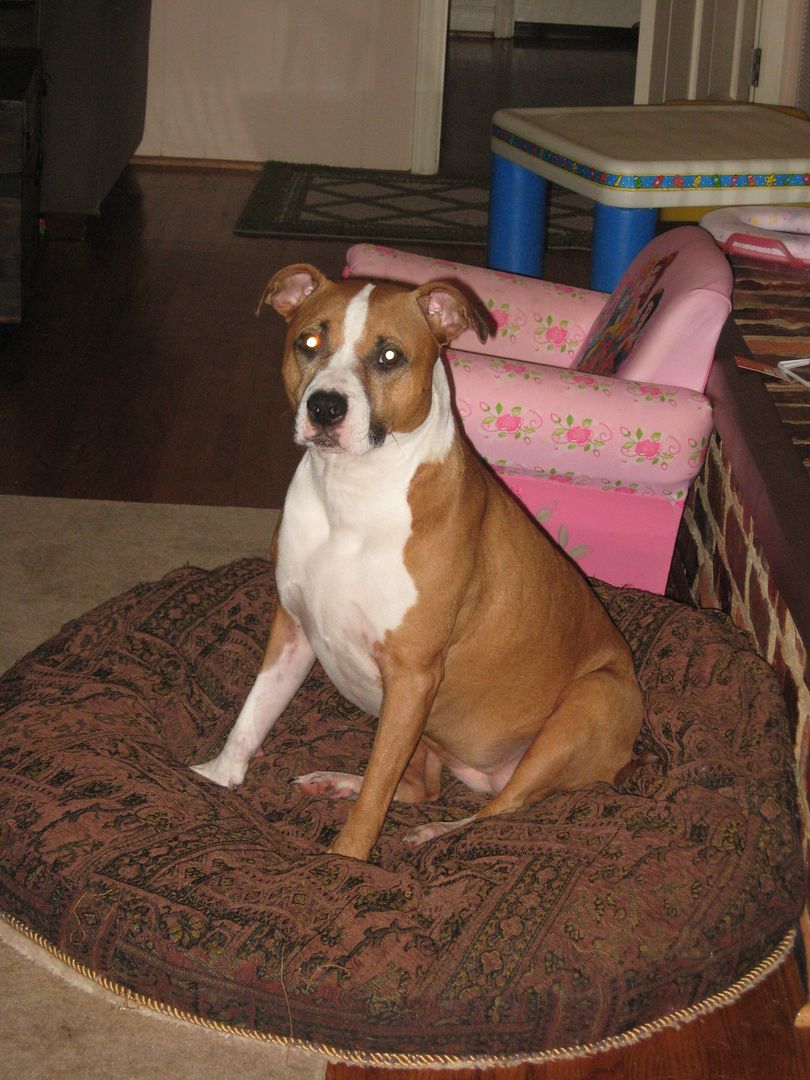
[706,319,810,652]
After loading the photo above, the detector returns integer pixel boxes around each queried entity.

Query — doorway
[439,21,639,176]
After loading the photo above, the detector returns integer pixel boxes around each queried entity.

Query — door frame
[753,0,806,104]
[411,0,450,174]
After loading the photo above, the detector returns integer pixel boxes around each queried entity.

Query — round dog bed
[0,558,802,1067]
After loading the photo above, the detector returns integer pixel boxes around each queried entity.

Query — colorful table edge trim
[492,124,810,194]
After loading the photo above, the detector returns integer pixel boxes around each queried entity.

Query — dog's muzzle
[301,389,349,451]
[300,386,386,453]
[307,390,348,429]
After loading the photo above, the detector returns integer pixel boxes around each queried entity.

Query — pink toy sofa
[344,227,733,593]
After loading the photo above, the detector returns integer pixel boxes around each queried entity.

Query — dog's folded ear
[412,282,489,346]
[257,265,328,319]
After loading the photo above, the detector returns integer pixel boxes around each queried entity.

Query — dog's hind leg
[476,663,643,816]
[191,604,315,788]
[404,663,643,846]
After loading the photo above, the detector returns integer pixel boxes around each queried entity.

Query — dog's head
[258,265,487,455]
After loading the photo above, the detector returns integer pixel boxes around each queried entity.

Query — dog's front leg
[192,604,315,788]
[329,658,442,861]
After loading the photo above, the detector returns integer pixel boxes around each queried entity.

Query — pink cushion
[343,243,607,367]
[490,478,687,593]
[447,346,714,592]
[447,347,714,500]
[573,227,732,392]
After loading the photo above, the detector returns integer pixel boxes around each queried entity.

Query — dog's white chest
[276,452,418,717]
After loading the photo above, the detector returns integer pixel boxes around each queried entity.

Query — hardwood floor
[1,166,317,507]
[0,164,589,507]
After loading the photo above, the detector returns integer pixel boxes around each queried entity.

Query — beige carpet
[0,496,331,1080]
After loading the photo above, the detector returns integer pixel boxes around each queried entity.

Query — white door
[635,0,760,104]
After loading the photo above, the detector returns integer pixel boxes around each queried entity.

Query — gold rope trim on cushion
[0,911,796,1070]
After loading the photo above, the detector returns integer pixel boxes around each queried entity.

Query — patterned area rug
[234,161,593,248]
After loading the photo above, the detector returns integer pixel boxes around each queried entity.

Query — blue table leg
[590,204,658,292]
[488,153,547,277]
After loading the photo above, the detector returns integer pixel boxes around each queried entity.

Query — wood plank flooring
[0,166,316,507]
[0,164,587,507]
[2,163,809,1079]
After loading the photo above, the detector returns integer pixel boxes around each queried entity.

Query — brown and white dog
[192,265,644,862]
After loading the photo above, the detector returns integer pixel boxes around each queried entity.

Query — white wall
[138,0,423,168]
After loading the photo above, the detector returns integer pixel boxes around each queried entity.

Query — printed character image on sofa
[574,250,678,377]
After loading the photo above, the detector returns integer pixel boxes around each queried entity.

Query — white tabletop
[492,105,810,208]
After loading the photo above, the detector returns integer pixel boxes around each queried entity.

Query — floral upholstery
[448,349,712,498]
[344,235,732,594]
[446,349,713,589]
[0,559,802,1064]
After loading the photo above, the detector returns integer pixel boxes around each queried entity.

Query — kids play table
[489,104,810,291]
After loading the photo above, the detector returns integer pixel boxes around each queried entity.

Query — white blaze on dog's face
[258,264,487,455]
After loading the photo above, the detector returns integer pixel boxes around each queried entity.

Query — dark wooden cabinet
[0,48,41,324]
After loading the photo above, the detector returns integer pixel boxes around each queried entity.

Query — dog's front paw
[402,816,474,847]
[191,755,248,789]
[293,771,362,799]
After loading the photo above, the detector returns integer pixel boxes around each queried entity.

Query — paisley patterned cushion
[0,559,802,1063]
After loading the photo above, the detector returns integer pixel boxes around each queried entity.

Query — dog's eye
[297,332,322,355]
[377,345,403,369]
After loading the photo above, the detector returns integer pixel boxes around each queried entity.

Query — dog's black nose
[307,390,348,428]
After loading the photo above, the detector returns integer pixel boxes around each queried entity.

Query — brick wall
[675,433,810,847]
